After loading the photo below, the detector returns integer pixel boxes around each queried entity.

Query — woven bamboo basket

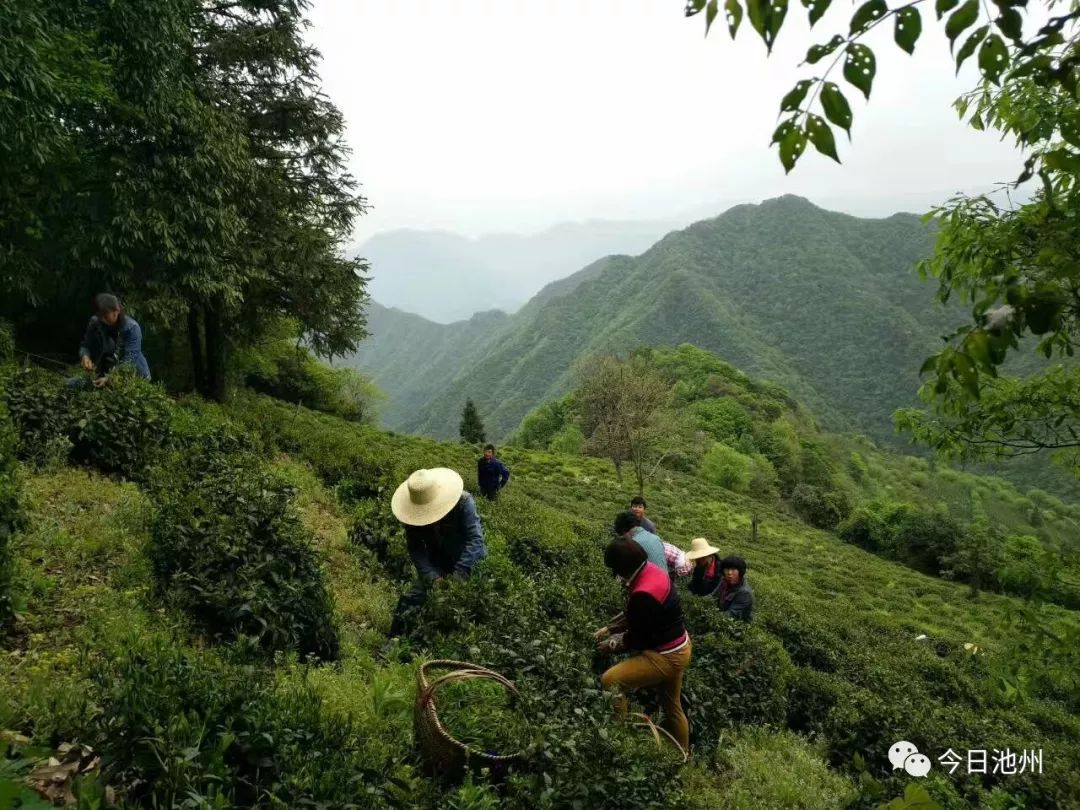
[414,659,528,778]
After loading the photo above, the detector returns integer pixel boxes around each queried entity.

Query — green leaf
[820,82,853,134]
[894,7,922,54]
[945,0,980,52]
[978,34,1009,84]
[850,0,888,34]
[955,25,988,73]
[801,0,833,27]
[806,35,845,64]
[747,0,789,52]
[1043,148,1080,174]
[780,79,813,112]
[685,0,708,15]
[706,0,720,34]
[952,353,980,399]
[771,117,806,173]
[935,0,959,20]
[995,8,1022,41]
[1060,112,1080,150]
[725,0,744,37]
[806,113,840,161]
[843,44,876,99]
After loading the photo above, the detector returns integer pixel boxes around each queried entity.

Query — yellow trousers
[600,640,692,752]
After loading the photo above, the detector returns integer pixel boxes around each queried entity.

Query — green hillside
[2,367,1077,809]
[348,197,1077,499]
[348,197,948,443]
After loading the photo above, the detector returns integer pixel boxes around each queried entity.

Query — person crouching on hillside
[685,537,723,597]
[387,468,487,637]
[74,293,151,387]
[716,555,753,623]
[594,538,692,752]
[613,511,691,578]
[477,443,510,500]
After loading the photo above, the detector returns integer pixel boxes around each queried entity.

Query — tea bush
[2,366,172,479]
[148,449,340,661]
[2,366,74,467]
[89,631,423,809]
[67,370,173,479]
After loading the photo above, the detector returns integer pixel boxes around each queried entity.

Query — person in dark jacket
[594,538,692,752]
[476,444,510,500]
[685,537,724,597]
[77,293,151,385]
[629,496,657,533]
[716,555,754,622]
[388,468,487,636]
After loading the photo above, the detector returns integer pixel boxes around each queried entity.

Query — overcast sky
[306,0,1022,241]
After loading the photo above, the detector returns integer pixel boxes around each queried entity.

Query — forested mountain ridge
[347,196,950,442]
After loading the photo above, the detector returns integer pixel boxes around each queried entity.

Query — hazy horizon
[307,0,1022,245]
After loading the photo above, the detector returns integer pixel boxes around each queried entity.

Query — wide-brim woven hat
[685,537,721,561]
[391,468,464,527]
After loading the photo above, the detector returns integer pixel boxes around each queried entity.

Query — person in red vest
[593,538,692,752]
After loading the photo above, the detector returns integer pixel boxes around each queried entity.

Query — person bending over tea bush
[614,510,668,574]
[72,293,150,388]
[594,538,693,752]
[685,537,723,596]
[614,510,691,578]
[387,467,487,637]
[715,555,753,623]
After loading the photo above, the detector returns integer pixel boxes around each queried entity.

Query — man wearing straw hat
[387,468,487,638]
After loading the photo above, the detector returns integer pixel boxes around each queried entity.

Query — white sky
[306,0,1023,241]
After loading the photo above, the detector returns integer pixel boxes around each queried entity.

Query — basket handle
[630,712,689,762]
[418,664,519,707]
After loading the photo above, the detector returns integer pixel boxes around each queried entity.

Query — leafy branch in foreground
[684,0,1078,174]
[684,1,1080,476]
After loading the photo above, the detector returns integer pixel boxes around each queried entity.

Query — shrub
[691,398,753,442]
[701,442,753,492]
[0,405,23,632]
[785,667,853,737]
[790,483,851,530]
[89,632,419,809]
[2,366,74,466]
[3,367,172,479]
[239,338,383,424]
[148,451,340,660]
[67,370,173,479]
[839,505,888,552]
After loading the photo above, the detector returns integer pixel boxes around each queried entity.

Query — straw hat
[685,537,720,561]
[391,468,464,526]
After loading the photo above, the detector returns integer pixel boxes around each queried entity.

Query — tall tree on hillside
[681,1,1080,480]
[0,0,368,400]
[576,354,671,495]
[460,399,486,444]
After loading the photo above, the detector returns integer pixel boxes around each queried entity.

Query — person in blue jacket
[477,443,510,500]
[76,293,151,386]
[387,468,487,637]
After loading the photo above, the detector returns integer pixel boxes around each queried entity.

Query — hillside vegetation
[347,197,1079,500]
[1,365,1077,809]
[348,197,944,442]
[517,344,1080,610]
